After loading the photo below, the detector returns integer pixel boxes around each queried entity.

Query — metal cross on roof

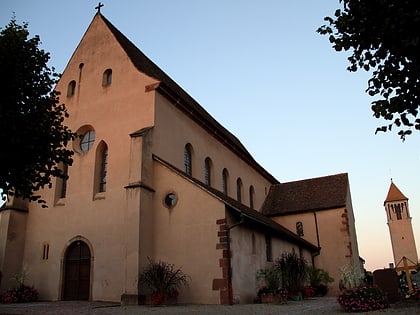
[95,2,104,13]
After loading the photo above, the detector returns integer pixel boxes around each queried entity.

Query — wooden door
[63,241,91,300]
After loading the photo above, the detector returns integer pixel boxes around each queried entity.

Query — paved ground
[0,297,419,315]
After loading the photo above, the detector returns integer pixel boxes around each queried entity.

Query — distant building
[0,12,361,304]
[384,181,419,268]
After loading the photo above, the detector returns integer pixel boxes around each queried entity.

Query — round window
[80,130,95,152]
[164,193,177,208]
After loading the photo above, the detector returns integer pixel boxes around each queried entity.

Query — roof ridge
[96,14,278,184]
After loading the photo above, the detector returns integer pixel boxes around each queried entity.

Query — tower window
[395,204,402,220]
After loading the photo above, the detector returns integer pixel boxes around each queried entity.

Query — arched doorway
[63,240,91,300]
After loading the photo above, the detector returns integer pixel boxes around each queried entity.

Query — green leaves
[319,0,420,140]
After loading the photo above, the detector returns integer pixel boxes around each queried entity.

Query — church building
[0,12,362,304]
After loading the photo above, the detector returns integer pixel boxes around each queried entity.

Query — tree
[318,1,420,140]
[0,17,74,207]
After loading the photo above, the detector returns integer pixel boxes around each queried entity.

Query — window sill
[94,192,106,201]
[55,198,66,206]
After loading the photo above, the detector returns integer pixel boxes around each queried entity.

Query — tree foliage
[0,18,74,206]
[318,1,420,140]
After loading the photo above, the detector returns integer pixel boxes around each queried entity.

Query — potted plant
[256,266,286,303]
[307,266,334,296]
[276,251,307,300]
[139,257,189,305]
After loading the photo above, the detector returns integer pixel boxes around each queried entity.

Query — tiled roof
[261,173,349,216]
[97,14,278,184]
[384,181,407,204]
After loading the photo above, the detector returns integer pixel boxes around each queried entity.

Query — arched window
[184,144,193,176]
[249,185,255,209]
[94,141,108,195]
[296,221,304,237]
[222,168,229,195]
[99,147,108,193]
[395,204,402,220]
[204,157,212,186]
[102,68,112,86]
[236,178,243,202]
[67,80,76,97]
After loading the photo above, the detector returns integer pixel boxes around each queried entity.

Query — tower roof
[384,181,408,204]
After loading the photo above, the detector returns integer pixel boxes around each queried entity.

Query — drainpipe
[312,211,321,266]
[226,214,245,305]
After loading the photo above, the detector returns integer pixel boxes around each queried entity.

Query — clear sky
[1,0,420,272]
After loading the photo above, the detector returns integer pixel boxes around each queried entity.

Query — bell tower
[384,181,418,267]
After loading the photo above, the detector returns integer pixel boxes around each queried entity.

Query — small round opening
[164,193,177,208]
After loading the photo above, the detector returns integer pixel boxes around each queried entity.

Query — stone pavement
[0,297,419,315]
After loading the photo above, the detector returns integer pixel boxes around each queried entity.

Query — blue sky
[1,1,420,272]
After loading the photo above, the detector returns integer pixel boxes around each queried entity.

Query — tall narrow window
[42,242,50,260]
[395,204,402,220]
[265,235,272,262]
[67,80,76,97]
[236,178,243,202]
[251,233,256,255]
[55,162,68,203]
[102,68,112,86]
[249,185,255,209]
[99,147,108,192]
[204,157,212,186]
[60,163,68,198]
[184,144,192,176]
[222,168,229,195]
[94,141,108,196]
[296,221,304,237]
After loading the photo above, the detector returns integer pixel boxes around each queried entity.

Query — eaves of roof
[153,155,319,253]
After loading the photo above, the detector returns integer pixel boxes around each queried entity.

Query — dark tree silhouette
[318,1,420,140]
[0,18,74,206]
